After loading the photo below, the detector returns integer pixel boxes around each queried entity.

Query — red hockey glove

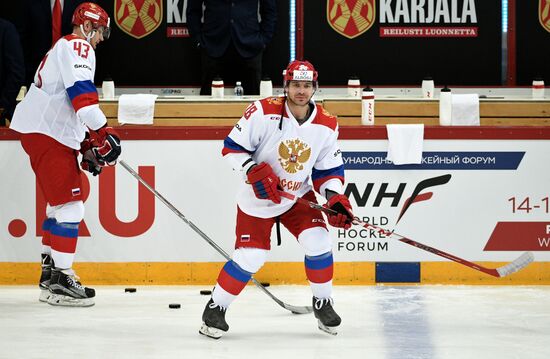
[324,194,354,229]
[79,135,95,155]
[79,136,103,176]
[93,126,121,166]
[81,150,103,176]
[246,162,281,204]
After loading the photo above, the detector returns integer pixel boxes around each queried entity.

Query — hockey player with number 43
[10,3,121,307]
[199,60,354,339]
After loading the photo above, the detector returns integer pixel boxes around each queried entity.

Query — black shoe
[313,296,341,335]
[38,254,52,302]
[199,298,229,339]
[48,269,95,307]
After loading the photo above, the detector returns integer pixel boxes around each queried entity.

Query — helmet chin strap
[79,24,96,43]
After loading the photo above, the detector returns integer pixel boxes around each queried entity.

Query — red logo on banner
[327,0,375,39]
[35,166,155,238]
[115,0,163,39]
[484,222,550,251]
[541,0,550,33]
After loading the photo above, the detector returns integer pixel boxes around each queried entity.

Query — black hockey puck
[169,303,181,309]
[125,288,137,293]
[260,282,270,287]
[200,290,212,295]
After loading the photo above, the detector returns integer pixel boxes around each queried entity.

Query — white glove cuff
[242,158,257,175]
[320,178,344,199]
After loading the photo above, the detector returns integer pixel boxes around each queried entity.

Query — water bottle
[439,86,452,126]
[102,77,115,99]
[361,86,375,125]
[422,76,435,99]
[260,77,273,97]
[347,76,361,98]
[234,81,244,97]
[211,77,224,98]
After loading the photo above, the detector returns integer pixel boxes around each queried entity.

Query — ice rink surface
[0,285,549,359]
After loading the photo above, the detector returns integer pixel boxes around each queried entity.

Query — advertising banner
[1,135,548,264]
[303,0,502,85]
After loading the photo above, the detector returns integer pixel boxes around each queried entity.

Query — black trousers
[200,43,262,96]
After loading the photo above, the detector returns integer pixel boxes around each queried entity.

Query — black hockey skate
[199,298,229,339]
[313,296,341,335]
[48,269,95,307]
[39,254,52,302]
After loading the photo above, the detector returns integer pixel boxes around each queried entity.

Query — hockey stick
[279,191,534,278]
[119,160,312,314]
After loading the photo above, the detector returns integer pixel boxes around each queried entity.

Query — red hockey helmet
[72,2,111,39]
[283,60,318,83]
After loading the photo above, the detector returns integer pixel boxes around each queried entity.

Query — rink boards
[1,127,549,284]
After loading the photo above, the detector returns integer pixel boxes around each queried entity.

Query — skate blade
[199,323,224,339]
[317,320,338,336]
[47,293,95,307]
[39,289,51,303]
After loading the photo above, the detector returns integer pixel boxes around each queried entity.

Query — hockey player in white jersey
[200,60,354,338]
[10,2,121,307]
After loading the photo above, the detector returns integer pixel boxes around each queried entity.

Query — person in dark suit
[0,18,25,126]
[186,0,277,96]
[16,0,89,87]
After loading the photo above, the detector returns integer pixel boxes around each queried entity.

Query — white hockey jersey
[10,34,106,150]
[222,97,345,218]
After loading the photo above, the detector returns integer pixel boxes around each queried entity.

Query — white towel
[451,94,480,125]
[117,94,158,125]
[386,124,424,165]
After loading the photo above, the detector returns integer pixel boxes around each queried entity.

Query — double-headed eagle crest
[267,97,284,106]
[278,139,311,174]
